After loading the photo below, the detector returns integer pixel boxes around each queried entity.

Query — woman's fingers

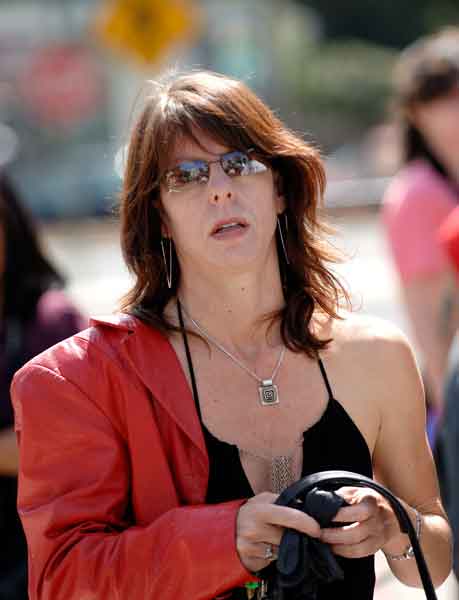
[236,543,279,573]
[321,487,399,558]
[253,503,322,538]
[328,534,381,559]
[236,492,321,572]
[333,495,377,524]
[322,516,381,544]
[237,486,401,570]
[238,493,321,539]
[237,540,280,560]
[321,517,384,558]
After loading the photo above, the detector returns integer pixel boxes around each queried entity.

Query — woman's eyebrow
[171,146,232,164]
[165,157,201,171]
[172,155,203,163]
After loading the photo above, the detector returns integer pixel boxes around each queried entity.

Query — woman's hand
[236,492,321,573]
[319,486,401,558]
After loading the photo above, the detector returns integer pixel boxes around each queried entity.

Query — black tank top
[178,305,375,599]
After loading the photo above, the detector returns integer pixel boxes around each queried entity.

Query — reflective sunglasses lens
[221,151,250,176]
[222,151,268,177]
[248,158,268,174]
[167,160,209,189]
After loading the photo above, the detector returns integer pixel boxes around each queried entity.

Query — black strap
[275,470,437,600]
[178,308,334,412]
[176,299,203,423]
[317,357,334,401]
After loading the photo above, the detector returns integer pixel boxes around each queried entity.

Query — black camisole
[178,306,375,599]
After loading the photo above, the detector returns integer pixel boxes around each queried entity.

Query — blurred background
[1,2,458,596]
[0,0,454,323]
[2,0,458,221]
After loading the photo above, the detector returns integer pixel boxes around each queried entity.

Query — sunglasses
[163,149,268,192]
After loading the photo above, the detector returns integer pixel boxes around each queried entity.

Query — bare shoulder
[309,312,424,457]
[326,311,415,366]
[315,310,422,408]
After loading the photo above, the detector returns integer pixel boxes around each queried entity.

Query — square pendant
[258,381,279,406]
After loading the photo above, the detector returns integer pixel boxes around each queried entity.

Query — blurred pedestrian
[435,205,459,579]
[11,71,451,600]
[382,28,459,444]
[0,172,86,599]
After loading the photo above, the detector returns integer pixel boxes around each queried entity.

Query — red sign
[18,45,104,128]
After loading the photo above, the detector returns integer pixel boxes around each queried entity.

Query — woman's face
[411,86,459,166]
[159,131,285,277]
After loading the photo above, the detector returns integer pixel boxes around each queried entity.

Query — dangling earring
[160,237,173,289]
[277,213,290,264]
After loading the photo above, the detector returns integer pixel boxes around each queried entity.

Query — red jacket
[438,205,459,275]
[11,314,254,600]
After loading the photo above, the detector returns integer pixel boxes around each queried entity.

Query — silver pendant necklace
[239,442,302,494]
[179,301,286,406]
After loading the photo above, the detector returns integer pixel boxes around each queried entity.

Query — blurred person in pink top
[382,28,459,437]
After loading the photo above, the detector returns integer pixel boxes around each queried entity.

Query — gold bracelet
[384,508,422,561]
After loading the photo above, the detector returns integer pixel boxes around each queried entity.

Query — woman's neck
[176,268,285,360]
[445,162,459,186]
[424,144,459,186]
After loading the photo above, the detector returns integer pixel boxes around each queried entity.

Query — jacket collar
[90,314,207,460]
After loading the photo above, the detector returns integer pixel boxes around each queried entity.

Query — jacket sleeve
[12,363,254,600]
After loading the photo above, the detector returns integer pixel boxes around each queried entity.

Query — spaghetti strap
[177,299,203,423]
[317,357,335,401]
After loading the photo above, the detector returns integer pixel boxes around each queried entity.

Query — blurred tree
[295,0,459,48]
[275,28,397,150]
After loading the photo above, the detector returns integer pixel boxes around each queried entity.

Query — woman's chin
[209,250,260,273]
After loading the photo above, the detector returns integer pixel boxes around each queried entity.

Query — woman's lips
[211,221,249,239]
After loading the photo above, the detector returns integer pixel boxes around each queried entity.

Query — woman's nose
[209,190,233,205]
[207,163,234,205]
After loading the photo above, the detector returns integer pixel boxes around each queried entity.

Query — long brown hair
[119,70,348,357]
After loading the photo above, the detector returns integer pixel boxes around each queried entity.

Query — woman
[0,172,86,599]
[382,28,459,430]
[11,71,451,600]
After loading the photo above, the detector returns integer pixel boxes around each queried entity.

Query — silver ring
[264,543,274,560]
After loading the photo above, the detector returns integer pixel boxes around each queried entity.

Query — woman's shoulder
[381,160,457,279]
[11,313,146,435]
[19,311,171,382]
[383,159,456,210]
[318,313,421,412]
[12,313,160,414]
[318,311,415,371]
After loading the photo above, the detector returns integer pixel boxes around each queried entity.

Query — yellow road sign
[95,0,199,66]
